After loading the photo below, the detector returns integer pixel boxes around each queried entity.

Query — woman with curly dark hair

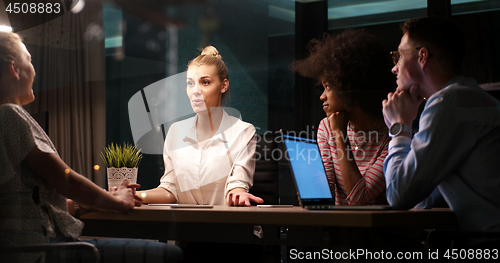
[293,29,395,205]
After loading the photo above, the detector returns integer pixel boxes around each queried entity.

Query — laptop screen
[283,135,332,200]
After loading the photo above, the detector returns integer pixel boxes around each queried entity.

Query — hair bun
[201,46,221,58]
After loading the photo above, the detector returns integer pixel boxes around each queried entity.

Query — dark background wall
[104,0,500,197]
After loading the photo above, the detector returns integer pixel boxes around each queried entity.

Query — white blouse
[159,110,256,205]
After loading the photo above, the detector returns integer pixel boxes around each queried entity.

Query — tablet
[257,205,294,208]
[170,204,213,208]
[147,204,213,208]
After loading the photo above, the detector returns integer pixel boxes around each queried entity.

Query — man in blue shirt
[382,17,500,247]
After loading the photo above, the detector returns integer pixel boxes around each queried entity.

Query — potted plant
[100,143,143,190]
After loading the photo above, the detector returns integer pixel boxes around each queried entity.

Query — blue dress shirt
[384,76,500,232]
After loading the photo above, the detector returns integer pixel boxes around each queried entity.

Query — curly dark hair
[292,28,395,117]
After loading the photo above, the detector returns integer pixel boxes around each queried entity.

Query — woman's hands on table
[226,188,264,207]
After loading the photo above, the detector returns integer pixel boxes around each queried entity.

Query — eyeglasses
[390,47,422,65]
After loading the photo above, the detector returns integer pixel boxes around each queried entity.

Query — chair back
[250,133,280,205]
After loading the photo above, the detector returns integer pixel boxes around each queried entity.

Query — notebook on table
[281,134,391,211]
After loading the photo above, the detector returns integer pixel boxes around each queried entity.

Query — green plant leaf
[100,142,143,168]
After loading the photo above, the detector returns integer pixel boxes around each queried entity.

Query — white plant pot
[106,167,138,190]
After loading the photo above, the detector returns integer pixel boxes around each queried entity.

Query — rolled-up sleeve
[225,125,256,195]
[159,137,178,199]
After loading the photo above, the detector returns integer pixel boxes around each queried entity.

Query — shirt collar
[184,109,231,143]
[443,75,465,89]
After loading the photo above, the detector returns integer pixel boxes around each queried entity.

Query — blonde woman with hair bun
[138,46,263,207]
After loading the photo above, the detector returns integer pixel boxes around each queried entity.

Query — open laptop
[282,134,391,210]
